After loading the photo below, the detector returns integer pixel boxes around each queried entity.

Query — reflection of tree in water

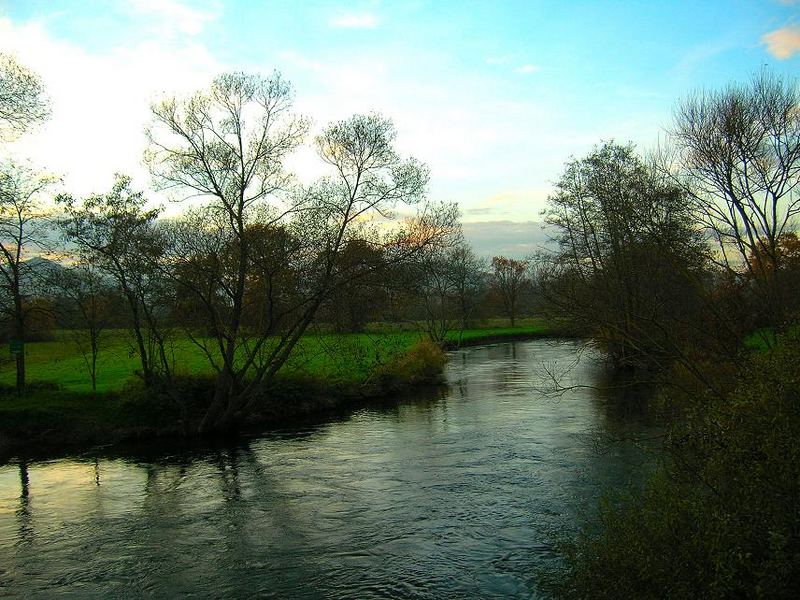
[212,447,241,502]
[16,460,33,545]
[487,342,529,395]
[591,368,659,429]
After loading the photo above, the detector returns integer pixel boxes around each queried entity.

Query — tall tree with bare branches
[668,70,800,324]
[0,161,56,393]
[0,53,49,139]
[146,73,455,431]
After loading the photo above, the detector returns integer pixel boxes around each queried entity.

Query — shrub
[377,339,447,385]
[544,331,800,598]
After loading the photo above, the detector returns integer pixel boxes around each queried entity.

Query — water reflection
[0,339,656,598]
[16,462,32,547]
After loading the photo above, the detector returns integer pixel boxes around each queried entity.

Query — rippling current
[0,340,656,598]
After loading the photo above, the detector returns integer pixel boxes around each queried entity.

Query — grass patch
[0,322,558,458]
[0,321,556,394]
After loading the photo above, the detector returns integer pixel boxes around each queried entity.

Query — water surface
[0,340,656,598]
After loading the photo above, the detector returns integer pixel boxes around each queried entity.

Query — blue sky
[1,0,798,256]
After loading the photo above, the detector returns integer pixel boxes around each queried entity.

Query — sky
[0,0,799,257]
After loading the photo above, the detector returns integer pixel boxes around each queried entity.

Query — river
[0,339,657,598]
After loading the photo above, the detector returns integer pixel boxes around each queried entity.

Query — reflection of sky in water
[0,340,657,598]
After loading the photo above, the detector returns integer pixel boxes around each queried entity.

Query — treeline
[0,57,540,432]
[537,72,800,597]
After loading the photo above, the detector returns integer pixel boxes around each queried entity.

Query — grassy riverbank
[0,320,555,460]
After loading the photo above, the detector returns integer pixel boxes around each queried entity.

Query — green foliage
[744,328,777,353]
[546,331,800,598]
[449,323,549,344]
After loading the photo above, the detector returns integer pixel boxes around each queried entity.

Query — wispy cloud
[516,64,540,74]
[0,14,223,204]
[762,25,800,59]
[462,221,552,258]
[485,55,513,65]
[126,0,221,37]
[330,13,379,29]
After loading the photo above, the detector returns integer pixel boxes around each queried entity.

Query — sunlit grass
[0,320,552,394]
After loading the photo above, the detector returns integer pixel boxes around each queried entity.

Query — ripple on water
[0,340,656,598]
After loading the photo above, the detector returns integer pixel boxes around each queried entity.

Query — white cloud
[0,13,223,207]
[330,13,379,29]
[762,25,800,59]
[485,55,513,65]
[516,64,540,74]
[462,220,553,259]
[274,48,573,223]
[125,0,221,37]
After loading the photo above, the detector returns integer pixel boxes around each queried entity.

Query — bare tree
[0,53,49,139]
[52,262,115,394]
[491,255,529,326]
[145,72,308,429]
[668,70,800,323]
[58,175,172,387]
[540,142,710,370]
[146,72,454,431]
[414,234,483,344]
[415,240,461,344]
[449,243,487,330]
[0,160,56,393]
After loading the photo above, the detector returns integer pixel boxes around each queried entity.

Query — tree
[52,262,115,394]
[540,142,708,369]
[318,239,390,332]
[413,235,484,343]
[146,72,455,431]
[0,55,51,395]
[0,161,56,393]
[490,255,529,326]
[0,53,49,138]
[668,70,800,324]
[446,242,486,331]
[58,175,172,387]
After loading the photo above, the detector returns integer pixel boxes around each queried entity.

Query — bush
[377,339,447,385]
[545,331,800,598]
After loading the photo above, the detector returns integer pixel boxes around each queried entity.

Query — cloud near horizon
[462,221,553,259]
[762,25,800,59]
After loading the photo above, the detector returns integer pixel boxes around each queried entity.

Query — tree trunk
[14,305,24,396]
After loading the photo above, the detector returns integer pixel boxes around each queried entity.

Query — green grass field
[0,319,552,394]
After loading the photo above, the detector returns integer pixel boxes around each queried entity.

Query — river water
[0,340,656,598]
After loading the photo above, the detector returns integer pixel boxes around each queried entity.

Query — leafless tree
[0,53,49,139]
[0,160,56,393]
[414,234,484,343]
[53,262,114,394]
[146,72,455,431]
[490,255,529,326]
[540,142,710,370]
[667,70,800,323]
[58,175,172,387]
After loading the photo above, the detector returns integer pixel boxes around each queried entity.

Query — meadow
[0,319,551,395]
[0,320,553,459]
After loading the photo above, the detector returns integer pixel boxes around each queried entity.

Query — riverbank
[0,323,559,462]
[0,338,648,599]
